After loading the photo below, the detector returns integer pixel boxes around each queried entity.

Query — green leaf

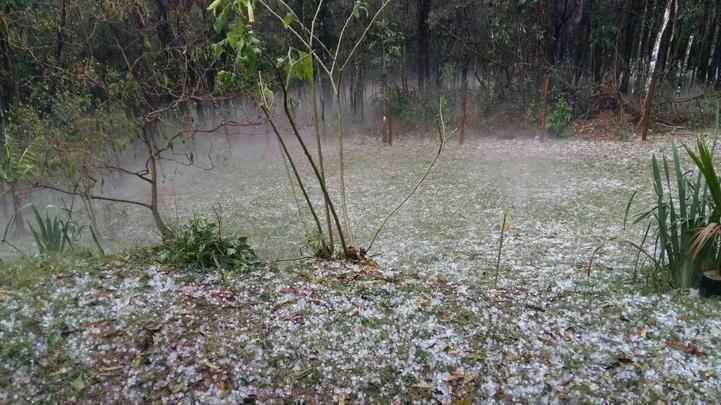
[282,12,295,29]
[288,50,313,82]
[208,0,224,12]
[214,5,230,33]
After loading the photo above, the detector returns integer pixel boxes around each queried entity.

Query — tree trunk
[154,0,173,48]
[639,0,673,141]
[55,0,67,63]
[661,0,678,78]
[705,8,721,84]
[682,34,695,89]
[142,126,173,240]
[695,1,717,84]
[460,64,469,145]
[417,0,431,91]
[631,0,652,94]
[619,0,642,93]
[382,34,390,145]
[0,183,8,219]
[10,184,26,237]
[540,77,550,129]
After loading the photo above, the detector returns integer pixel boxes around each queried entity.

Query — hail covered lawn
[2,136,721,403]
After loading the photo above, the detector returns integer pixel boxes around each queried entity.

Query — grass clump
[158,215,260,272]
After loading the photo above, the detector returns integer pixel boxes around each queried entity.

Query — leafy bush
[383,86,457,130]
[28,205,84,255]
[546,97,574,137]
[159,216,260,272]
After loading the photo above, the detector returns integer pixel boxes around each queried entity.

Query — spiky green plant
[28,206,78,255]
[628,143,708,289]
[685,137,721,276]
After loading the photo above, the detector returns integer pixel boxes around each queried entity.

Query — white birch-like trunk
[640,0,674,141]
[682,34,695,87]
[644,0,673,96]
[706,21,720,83]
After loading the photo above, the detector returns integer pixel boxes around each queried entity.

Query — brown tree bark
[540,77,550,129]
[142,125,173,240]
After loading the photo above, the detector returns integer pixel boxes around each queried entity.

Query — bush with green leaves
[546,97,574,137]
[159,216,260,272]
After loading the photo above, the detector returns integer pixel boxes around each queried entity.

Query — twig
[270,256,316,264]
[367,98,447,252]
[35,184,152,209]
[494,211,508,288]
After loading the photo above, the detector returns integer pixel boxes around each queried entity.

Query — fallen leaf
[449,369,465,381]
[204,359,220,370]
[666,340,706,356]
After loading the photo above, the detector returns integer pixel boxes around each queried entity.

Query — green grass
[0,256,74,290]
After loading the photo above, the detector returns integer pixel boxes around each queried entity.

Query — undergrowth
[158,215,260,272]
[0,252,96,290]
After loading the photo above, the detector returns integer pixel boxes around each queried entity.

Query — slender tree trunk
[639,0,673,141]
[335,80,353,249]
[695,1,716,84]
[661,0,678,78]
[706,10,721,84]
[619,0,641,93]
[387,112,393,146]
[10,184,25,237]
[382,35,389,145]
[460,64,469,145]
[682,34,695,89]
[0,183,8,219]
[540,77,550,129]
[311,70,334,253]
[56,0,67,63]
[632,0,651,94]
[417,0,431,91]
[142,126,173,240]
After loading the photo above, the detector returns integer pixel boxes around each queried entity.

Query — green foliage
[384,86,457,130]
[28,206,84,256]
[159,216,260,272]
[279,48,313,86]
[628,144,709,290]
[684,138,721,275]
[0,136,38,186]
[210,0,261,74]
[546,97,574,137]
[0,254,88,290]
